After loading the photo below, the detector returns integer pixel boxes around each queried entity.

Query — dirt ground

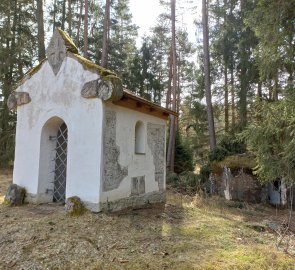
[0,170,295,270]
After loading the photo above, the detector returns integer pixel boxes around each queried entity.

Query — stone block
[65,196,85,216]
[81,76,123,101]
[46,29,67,75]
[100,191,166,212]
[7,92,31,111]
[81,80,99,98]
[131,177,139,195]
[4,184,26,206]
[139,176,145,194]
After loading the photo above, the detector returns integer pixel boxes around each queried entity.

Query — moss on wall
[56,28,78,54]
[211,154,256,175]
[70,54,117,77]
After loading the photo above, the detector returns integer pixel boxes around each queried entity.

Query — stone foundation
[100,191,166,212]
[25,193,53,204]
[25,193,100,212]
[83,200,100,212]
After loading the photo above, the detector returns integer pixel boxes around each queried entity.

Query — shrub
[174,130,194,173]
[208,134,246,162]
[166,172,179,187]
[167,171,202,195]
[219,133,246,155]
[199,164,211,183]
[208,146,228,161]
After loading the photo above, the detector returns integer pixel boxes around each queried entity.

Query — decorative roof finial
[46,29,67,75]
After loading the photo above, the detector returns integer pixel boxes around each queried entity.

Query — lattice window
[52,123,68,202]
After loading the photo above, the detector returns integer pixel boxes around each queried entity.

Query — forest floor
[0,170,295,270]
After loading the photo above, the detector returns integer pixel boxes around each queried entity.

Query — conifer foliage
[0,0,293,179]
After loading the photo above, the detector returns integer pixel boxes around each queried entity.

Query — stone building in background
[210,155,294,206]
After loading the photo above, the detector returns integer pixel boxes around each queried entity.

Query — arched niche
[38,116,68,203]
[135,121,145,154]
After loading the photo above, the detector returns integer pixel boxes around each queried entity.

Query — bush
[219,133,246,155]
[208,146,228,161]
[174,130,194,173]
[199,164,211,183]
[166,172,179,187]
[208,133,246,162]
[167,171,202,195]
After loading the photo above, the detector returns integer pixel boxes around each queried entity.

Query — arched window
[135,121,145,154]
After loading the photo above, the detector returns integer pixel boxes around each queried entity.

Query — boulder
[4,184,26,206]
[65,196,84,216]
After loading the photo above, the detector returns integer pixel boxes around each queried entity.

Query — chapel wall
[100,102,167,211]
[13,56,103,210]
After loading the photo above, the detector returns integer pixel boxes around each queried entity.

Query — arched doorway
[38,117,68,203]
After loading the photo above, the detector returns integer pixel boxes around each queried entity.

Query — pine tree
[83,0,88,58]
[0,0,38,167]
[101,0,110,67]
[167,0,177,172]
[36,0,45,61]
[202,0,216,149]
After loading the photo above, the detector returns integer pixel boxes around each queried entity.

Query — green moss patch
[211,154,256,175]
[65,196,85,216]
[56,28,78,54]
[70,53,118,78]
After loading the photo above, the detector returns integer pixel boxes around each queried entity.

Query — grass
[0,171,294,269]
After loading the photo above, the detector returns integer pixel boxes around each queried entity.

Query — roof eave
[112,90,178,120]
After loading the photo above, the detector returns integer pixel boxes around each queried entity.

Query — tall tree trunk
[273,74,279,101]
[176,55,181,127]
[230,67,235,127]
[257,81,262,100]
[177,59,181,114]
[166,48,173,109]
[167,0,177,172]
[62,0,66,30]
[11,0,17,58]
[239,0,248,127]
[53,0,57,32]
[229,0,235,128]
[36,0,46,61]
[76,0,83,47]
[68,0,72,36]
[101,0,110,67]
[224,66,229,132]
[202,0,216,150]
[223,0,229,132]
[83,0,89,58]
[239,66,247,126]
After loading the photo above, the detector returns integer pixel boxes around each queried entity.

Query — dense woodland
[0,0,294,188]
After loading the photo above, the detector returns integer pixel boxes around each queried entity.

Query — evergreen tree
[0,0,38,167]
[108,0,138,81]
[202,0,216,149]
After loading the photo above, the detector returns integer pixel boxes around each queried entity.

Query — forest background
[0,0,294,188]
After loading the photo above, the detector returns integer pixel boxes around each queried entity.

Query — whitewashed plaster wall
[13,57,103,211]
[100,102,166,203]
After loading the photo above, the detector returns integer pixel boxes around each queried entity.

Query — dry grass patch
[0,172,294,269]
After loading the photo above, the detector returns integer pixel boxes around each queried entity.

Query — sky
[129,0,201,47]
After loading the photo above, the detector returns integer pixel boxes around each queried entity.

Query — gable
[8,28,176,121]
